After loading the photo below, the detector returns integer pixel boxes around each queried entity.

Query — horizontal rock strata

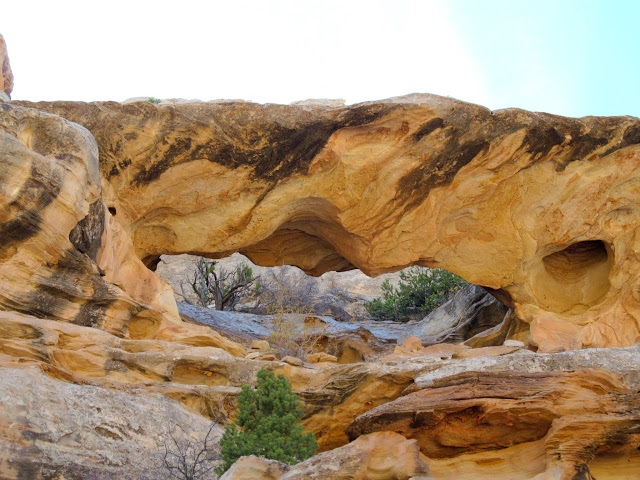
[0,301,638,479]
[346,355,640,479]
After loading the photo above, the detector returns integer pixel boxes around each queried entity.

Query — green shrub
[366,267,466,321]
[147,97,161,104]
[215,369,317,475]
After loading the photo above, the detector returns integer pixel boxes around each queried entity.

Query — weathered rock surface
[220,456,289,480]
[400,284,512,346]
[0,34,12,99]
[346,350,640,480]
[280,431,432,480]
[11,95,640,351]
[0,103,246,356]
[0,304,639,478]
[0,309,421,451]
[221,432,431,480]
[0,365,221,480]
[178,302,398,362]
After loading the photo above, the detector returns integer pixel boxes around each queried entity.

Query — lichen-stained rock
[0,34,13,99]
[346,369,640,479]
[0,365,222,480]
[13,95,640,352]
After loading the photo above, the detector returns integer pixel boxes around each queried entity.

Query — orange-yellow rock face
[279,431,432,480]
[12,95,640,352]
[346,369,640,479]
[0,104,245,356]
[220,432,432,480]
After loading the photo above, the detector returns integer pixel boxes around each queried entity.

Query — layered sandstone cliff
[2,34,640,479]
[0,306,638,479]
[0,104,245,355]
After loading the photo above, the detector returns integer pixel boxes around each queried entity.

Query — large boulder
[0,366,221,480]
[279,431,432,480]
[401,284,511,346]
[221,432,432,480]
[219,456,289,480]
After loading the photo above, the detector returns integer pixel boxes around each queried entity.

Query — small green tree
[366,267,467,321]
[215,369,317,475]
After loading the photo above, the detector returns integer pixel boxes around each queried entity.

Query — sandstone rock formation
[399,284,512,346]
[10,95,640,352]
[347,349,640,480]
[220,456,289,480]
[0,365,222,480]
[0,103,245,356]
[279,431,432,480]
[0,301,638,478]
[0,34,12,100]
[2,37,640,478]
[221,432,432,480]
[0,308,427,452]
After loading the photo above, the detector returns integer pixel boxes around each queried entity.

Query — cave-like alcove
[532,240,612,314]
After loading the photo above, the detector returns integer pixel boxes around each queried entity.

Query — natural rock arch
[4,94,640,352]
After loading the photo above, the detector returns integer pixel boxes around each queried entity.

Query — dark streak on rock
[412,118,445,142]
[568,132,609,160]
[129,103,397,187]
[569,463,592,480]
[396,133,490,210]
[69,200,106,262]
[107,158,132,179]
[23,250,118,329]
[0,163,63,252]
[601,124,640,157]
[522,126,564,158]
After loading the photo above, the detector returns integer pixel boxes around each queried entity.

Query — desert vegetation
[181,257,260,311]
[366,267,467,321]
[216,368,317,475]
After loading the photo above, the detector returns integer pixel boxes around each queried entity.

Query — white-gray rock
[0,366,221,479]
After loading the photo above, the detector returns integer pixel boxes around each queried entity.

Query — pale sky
[3,0,639,118]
